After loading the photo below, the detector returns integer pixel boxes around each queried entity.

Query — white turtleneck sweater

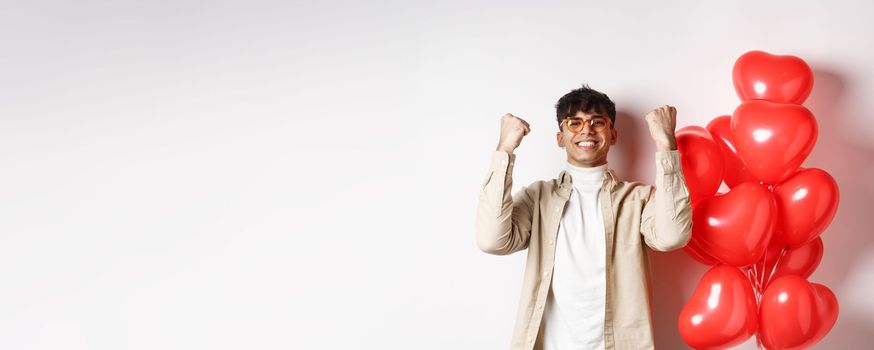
[542,162,608,350]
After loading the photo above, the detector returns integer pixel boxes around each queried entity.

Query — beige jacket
[476,150,693,350]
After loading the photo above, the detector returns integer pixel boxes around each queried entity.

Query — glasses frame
[560,116,613,134]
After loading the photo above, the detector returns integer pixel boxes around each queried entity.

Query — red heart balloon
[758,276,838,349]
[690,182,777,266]
[706,115,758,188]
[731,100,818,184]
[773,168,839,247]
[684,234,722,266]
[767,237,824,288]
[677,125,724,204]
[808,283,840,348]
[679,265,758,349]
[732,50,814,104]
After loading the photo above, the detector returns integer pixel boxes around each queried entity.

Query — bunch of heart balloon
[676,51,840,350]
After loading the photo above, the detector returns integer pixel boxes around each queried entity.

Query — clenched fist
[496,113,530,154]
[645,105,678,151]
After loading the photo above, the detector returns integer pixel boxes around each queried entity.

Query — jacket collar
[555,168,619,199]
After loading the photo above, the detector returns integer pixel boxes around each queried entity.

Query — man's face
[555,110,618,168]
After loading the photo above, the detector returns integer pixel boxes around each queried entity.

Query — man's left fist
[645,105,678,151]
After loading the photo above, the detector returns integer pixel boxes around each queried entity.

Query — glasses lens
[591,119,607,131]
[566,119,583,132]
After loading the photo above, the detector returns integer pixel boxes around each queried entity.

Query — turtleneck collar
[566,162,608,190]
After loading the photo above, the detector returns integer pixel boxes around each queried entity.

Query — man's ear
[610,128,618,145]
[556,132,564,148]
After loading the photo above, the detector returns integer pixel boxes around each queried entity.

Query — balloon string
[755,269,762,304]
[760,249,767,294]
[754,264,762,300]
[745,265,762,305]
[748,265,756,294]
[767,246,788,287]
[752,260,765,349]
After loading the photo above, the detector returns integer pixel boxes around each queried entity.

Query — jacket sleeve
[475,151,535,256]
[640,150,693,251]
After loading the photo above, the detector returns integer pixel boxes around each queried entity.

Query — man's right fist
[496,113,530,154]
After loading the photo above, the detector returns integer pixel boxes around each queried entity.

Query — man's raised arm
[639,106,693,251]
[475,113,536,255]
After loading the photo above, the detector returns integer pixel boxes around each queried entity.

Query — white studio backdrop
[1,0,873,349]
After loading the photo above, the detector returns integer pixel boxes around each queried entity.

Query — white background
[2,0,873,349]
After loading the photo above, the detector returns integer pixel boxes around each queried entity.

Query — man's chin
[572,151,598,161]
[569,154,607,166]
[570,157,594,165]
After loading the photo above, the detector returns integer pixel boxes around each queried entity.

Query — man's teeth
[576,141,596,147]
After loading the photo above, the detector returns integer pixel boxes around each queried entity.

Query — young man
[475,86,692,350]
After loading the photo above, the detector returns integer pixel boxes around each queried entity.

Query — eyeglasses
[561,117,612,133]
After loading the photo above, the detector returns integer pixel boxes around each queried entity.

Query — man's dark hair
[555,85,616,130]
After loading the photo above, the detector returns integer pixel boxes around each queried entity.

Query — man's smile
[574,139,599,151]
